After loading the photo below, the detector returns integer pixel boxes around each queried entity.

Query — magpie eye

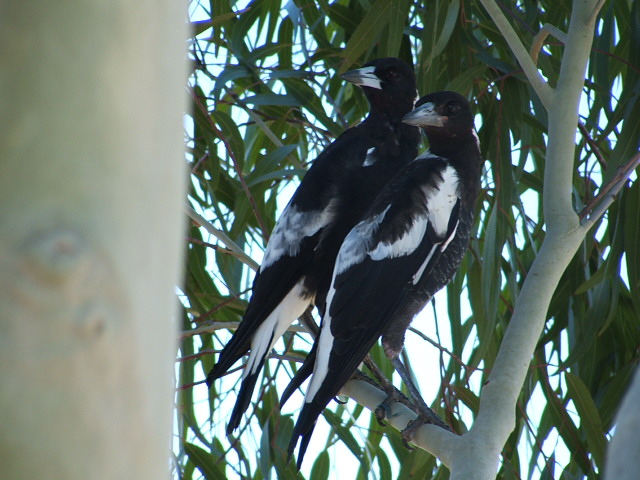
[445,102,461,115]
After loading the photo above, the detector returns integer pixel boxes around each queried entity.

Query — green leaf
[428,0,460,62]
[310,451,330,480]
[210,110,245,170]
[381,0,411,58]
[565,373,607,469]
[339,0,393,72]
[184,443,227,480]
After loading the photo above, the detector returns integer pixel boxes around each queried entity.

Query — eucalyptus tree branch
[435,1,606,479]
[579,152,640,229]
[589,0,609,24]
[185,205,259,271]
[340,379,459,466]
[478,0,554,109]
[545,0,603,226]
[604,365,640,479]
[530,23,567,65]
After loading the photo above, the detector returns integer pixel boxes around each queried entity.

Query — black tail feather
[226,369,261,435]
[205,332,251,388]
[288,407,319,470]
[296,429,314,470]
[224,331,275,434]
[280,345,317,408]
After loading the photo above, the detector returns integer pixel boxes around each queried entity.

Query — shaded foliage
[176,0,640,478]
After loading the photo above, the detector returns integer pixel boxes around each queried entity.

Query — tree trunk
[605,367,640,479]
[0,2,186,478]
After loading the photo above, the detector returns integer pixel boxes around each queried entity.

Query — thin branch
[223,87,284,149]
[185,205,259,271]
[578,121,607,170]
[408,326,485,374]
[180,321,309,338]
[580,152,640,229]
[340,378,459,467]
[589,0,608,25]
[176,349,304,366]
[188,87,269,241]
[530,23,567,65]
[479,0,554,109]
[188,236,238,257]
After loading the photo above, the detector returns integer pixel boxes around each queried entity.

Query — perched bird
[206,57,421,434]
[285,91,483,468]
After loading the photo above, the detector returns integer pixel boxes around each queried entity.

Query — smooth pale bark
[605,367,640,479]
[341,1,610,478]
[0,2,186,479]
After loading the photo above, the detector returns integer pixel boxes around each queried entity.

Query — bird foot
[400,418,423,449]
[399,403,453,449]
[374,387,416,426]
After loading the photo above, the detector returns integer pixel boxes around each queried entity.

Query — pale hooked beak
[340,66,382,90]
[402,102,446,127]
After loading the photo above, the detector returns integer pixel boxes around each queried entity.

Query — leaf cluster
[176,1,640,479]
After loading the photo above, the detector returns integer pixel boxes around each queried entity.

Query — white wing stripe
[369,215,428,261]
[334,205,391,275]
[244,280,311,376]
[425,165,459,237]
[440,219,459,253]
[261,201,336,269]
[412,244,439,285]
[305,284,337,402]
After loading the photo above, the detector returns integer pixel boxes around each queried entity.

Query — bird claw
[400,417,424,449]
[374,387,417,427]
[399,408,454,450]
[374,405,388,426]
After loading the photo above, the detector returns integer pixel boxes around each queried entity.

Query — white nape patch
[425,165,460,237]
[304,284,337,402]
[261,201,335,269]
[244,280,311,377]
[333,206,391,275]
[363,147,377,167]
[412,244,438,285]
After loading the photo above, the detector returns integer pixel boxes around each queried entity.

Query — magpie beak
[402,102,446,127]
[340,66,382,90]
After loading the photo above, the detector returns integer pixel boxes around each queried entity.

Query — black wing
[287,157,464,466]
[206,129,388,432]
